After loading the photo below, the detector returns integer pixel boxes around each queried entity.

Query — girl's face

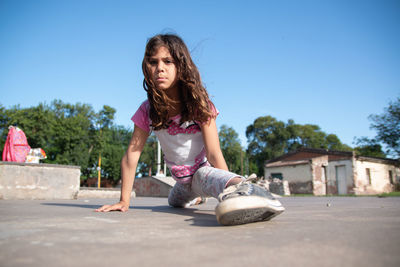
[148,46,178,92]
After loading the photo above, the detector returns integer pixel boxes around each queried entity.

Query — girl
[96,34,284,225]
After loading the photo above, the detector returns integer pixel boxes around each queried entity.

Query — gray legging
[168,166,244,208]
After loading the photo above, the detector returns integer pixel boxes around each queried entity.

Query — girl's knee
[193,166,212,179]
[168,196,185,208]
[168,185,191,208]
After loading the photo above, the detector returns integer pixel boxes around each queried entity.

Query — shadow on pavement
[41,203,220,227]
[135,205,220,227]
[42,203,103,209]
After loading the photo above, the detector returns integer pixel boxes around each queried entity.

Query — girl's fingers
[95,203,127,212]
[95,205,112,212]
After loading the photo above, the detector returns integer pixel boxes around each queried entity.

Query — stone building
[264,148,400,195]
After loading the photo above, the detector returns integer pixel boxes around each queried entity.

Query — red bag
[2,126,31,162]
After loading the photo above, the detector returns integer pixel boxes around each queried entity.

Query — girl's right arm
[95,125,149,212]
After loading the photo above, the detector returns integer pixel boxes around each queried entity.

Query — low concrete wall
[134,176,176,197]
[0,161,80,200]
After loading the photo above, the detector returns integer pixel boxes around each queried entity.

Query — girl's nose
[156,62,165,72]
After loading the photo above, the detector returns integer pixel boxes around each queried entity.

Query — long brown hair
[142,34,214,130]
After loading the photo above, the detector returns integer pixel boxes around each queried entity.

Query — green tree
[246,116,289,176]
[1,103,58,152]
[136,134,158,177]
[0,104,8,146]
[49,101,96,170]
[369,97,400,158]
[219,124,244,175]
[287,122,351,152]
[90,105,117,181]
[97,105,116,129]
[287,122,325,151]
[353,137,386,158]
[98,126,131,181]
[246,115,351,176]
[0,100,132,183]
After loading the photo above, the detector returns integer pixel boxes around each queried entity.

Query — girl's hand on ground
[95,202,129,212]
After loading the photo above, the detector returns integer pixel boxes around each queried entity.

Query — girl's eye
[165,59,174,64]
[149,60,157,65]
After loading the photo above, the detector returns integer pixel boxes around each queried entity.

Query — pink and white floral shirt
[131,100,217,184]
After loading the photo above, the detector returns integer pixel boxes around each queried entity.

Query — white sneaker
[215,179,285,226]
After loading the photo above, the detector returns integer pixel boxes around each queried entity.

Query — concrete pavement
[1,196,399,267]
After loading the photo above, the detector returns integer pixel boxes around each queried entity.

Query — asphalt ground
[1,196,399,267]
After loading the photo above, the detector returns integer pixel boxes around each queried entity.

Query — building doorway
[336,165,347,195]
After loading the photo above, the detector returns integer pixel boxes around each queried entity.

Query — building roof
[265,148,399,167]
[266,159,309,168]
[357,155,399,166]
[265,148,353,165]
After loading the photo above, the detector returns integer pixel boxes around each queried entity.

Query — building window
[271,173,283,180]
[389,170,394,184]
[366,168,371,185]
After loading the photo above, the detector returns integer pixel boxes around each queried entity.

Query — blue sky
[1,0,399,147]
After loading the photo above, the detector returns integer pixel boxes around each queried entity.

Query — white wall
[354,160,399,194]
[326,159,354,194]
[310,156,328,195]
[265,163,311,183]
[265,156,399,195]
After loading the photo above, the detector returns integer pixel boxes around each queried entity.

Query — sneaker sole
[215,196,285,226]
